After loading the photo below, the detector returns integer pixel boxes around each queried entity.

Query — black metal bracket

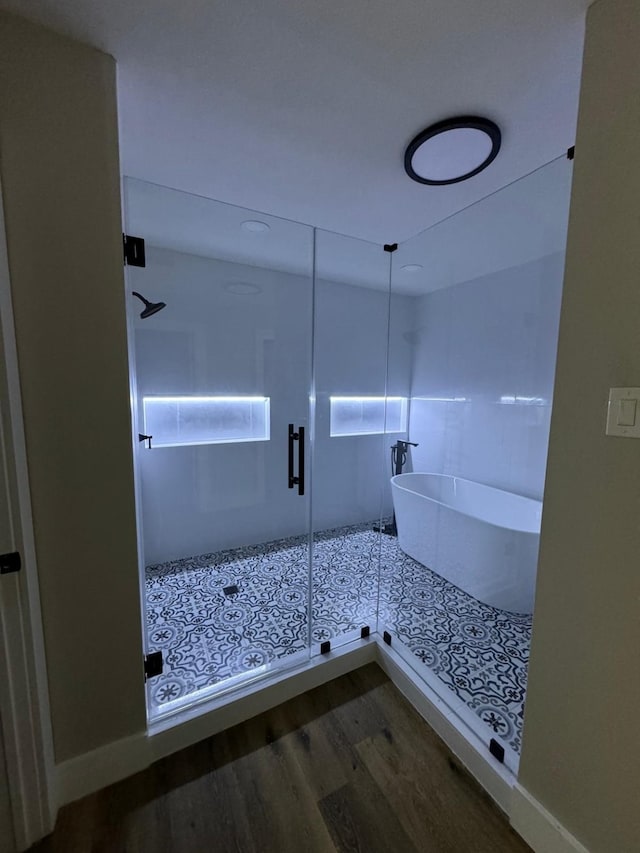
[320,640,331,655]
[489,738,505,764]
[138,433,153,449]
[123,234,146,267]
[567,145,575,161]
[0,551,21,575]
[383,631,392,646]
[144,651,163,681]
[383,243,398,253]
[360,626,370,639]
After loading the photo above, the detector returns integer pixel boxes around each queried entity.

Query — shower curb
[54,640,376,808]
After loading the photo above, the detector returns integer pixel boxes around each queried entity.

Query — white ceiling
[394,154,573,294]
[124,153,572,295]
[2,0,587,245]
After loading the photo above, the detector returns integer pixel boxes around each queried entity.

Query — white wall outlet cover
[606,387,640,437]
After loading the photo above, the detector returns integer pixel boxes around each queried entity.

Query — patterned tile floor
[145,522,531,753]
[377,533,531,755]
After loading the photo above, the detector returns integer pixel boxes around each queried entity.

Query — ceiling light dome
[241,219,270,233]
[404,116,501,186]
[223,282,262,295]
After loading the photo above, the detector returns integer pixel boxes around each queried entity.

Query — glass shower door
[123,179,314,717]
[309,231,395,655]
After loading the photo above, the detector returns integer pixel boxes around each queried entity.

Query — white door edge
[0,177,56,849]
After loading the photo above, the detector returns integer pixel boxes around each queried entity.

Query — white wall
[133,247,311,564]
[0,13,145,762]
[133,246,412,565]
[406,253,564,500]
[518,1,640,850]
[312,280,412,531]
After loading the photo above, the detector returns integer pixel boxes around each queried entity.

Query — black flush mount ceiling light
[404,116,501,185]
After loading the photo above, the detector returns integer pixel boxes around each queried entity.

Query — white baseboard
[375,643,515,815]
[55,731,151,807]
[511,784,590,853]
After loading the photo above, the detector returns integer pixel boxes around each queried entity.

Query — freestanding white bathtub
[390,473,542,614]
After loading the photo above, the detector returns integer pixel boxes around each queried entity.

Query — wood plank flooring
[32,664,531,853]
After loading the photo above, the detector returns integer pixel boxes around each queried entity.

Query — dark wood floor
[33,664,531,852]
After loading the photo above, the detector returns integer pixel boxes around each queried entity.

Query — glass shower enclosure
[124,154,573,770]
[123,181,395,718]
[379,155,573,770]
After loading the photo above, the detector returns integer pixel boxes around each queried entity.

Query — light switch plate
[606,387,640,437]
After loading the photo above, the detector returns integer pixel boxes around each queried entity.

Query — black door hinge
[0,551,21,575]
[567,145,575,161]
[123,234,146,267]
[144,651,163,681]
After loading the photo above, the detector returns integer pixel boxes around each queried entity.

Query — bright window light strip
[499,395,548,405]
[145,396,269,403]
[412,396,468,402]
[329,396,408,437]
[330,396,407,402]
[143,396,270,448]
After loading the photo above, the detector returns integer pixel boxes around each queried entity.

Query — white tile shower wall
[312,278,413,530]
[133,247,412,563]
[407,253,564,500]
[133,247,311,564]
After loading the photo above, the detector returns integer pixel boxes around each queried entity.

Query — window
[329,396,408,437]
[142,396,270,448]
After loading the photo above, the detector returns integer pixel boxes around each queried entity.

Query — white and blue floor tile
[145,522,531,753]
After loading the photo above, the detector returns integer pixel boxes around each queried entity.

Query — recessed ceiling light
[404,116,501,186]
[401,264,423,272]
[241,219,270,233]
[223,282,262,295]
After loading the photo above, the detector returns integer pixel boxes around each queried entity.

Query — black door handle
[288,424,305,497]
[297,426,305,497]
[288,423,295,488]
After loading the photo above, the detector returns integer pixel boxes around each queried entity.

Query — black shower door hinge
[144,650,163,681]
[123,234,146,267]
[0,551,21,575]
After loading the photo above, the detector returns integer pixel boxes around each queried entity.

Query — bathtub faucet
[373,440,420,538]
[392,440,418,476]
